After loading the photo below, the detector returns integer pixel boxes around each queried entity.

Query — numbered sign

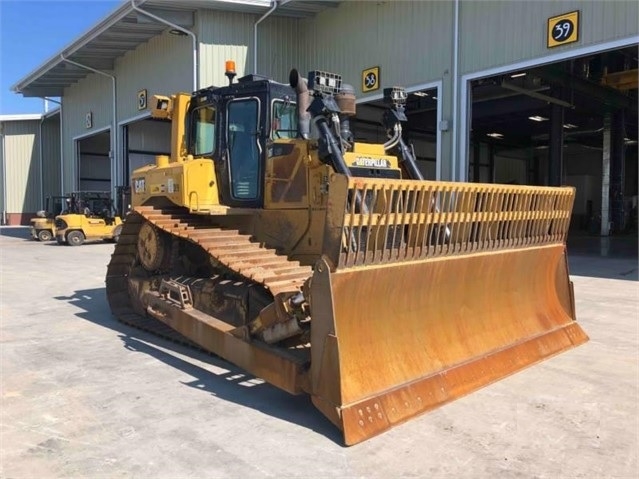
[362,66,380,93]
[547,11,579,48]
[138,89,147,110]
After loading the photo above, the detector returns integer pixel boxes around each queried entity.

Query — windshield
[190,105,216,156]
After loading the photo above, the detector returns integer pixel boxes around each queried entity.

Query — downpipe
[1,125,6,225]
[253,1,279,74]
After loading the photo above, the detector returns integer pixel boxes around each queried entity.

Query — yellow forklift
[29,195,68,241]
[54,189,128,246]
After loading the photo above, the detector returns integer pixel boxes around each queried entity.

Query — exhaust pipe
[289,69,311,139]
[336,83,356,148]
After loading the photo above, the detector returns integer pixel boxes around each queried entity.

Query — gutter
[131,0,198,91]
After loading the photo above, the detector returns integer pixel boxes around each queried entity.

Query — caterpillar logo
[133,178,145,193]
[351,157,391,168]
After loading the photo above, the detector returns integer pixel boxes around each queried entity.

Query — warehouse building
[0,111,61,224]
[9,0,638,234]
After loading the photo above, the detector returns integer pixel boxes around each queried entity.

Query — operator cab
[186,65,298,208]
[184,64,418,209]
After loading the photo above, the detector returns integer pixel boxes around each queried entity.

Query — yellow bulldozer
[106,63,588,445]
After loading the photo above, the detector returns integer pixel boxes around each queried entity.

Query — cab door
[226,97,262,206]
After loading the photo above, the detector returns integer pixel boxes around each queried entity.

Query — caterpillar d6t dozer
[106,64,588,445]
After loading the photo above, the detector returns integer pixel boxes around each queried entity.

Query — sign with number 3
[547,11,579,48]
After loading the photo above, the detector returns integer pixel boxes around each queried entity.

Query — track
[105,205,313,344]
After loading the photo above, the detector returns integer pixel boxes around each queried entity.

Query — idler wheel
[137,221,169,271]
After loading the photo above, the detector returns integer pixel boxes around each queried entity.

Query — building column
[610,110,626,232]
[601,113,611,236]
[548,86,564,186]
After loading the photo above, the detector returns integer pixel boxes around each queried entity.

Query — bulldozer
[106,63,588,445]
[30,195,68,241]
[55,191,125,246]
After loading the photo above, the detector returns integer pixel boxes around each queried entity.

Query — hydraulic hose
[397,137,424,180]
[384,126,401,150]
[314,116,351,177]
[314,116,368,215]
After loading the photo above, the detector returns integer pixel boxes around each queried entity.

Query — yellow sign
[137,89,147,110]
[362,67,380,93]
[547,11,579,48]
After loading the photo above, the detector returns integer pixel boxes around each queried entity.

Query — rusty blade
[308,244,588,445]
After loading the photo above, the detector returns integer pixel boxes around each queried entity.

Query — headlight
[308,70,342,95]
[383,86,407,106]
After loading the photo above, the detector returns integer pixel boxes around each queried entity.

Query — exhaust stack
[289,69,311,139]
[336,83,356,147]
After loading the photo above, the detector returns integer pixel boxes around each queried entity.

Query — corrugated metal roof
[12,0,340,98]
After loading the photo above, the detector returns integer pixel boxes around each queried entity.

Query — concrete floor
[1,227,637,478]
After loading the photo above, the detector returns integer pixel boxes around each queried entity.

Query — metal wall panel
[41,113,61,197]
[459,0,639,74]
[298,1,455,98]
[116,32,193,121]
[254,15,302,83]
[62,74,112,192]
[1,120,41,213]
[198,10,256,88]
[296,1,455,178]
[198,10,300,87]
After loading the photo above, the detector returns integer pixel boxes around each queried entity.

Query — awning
[12,0,339,98]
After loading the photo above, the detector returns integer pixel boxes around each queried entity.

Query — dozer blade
[308,175,588,445]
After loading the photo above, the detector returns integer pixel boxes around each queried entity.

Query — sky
[0,0,121,115]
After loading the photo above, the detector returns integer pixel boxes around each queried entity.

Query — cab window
[271,100,297,139]
[190,105,216,156]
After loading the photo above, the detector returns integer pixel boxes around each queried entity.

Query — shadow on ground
[0,226,32,240]
[568,234,638,258]
[568,234,638,281]
[54,287,343,445]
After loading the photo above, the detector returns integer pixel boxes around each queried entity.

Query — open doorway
[75,129,111,192]
[122,117,171,187]
[468,45,638,235]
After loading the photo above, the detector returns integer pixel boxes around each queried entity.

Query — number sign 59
[547,11,579,48]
